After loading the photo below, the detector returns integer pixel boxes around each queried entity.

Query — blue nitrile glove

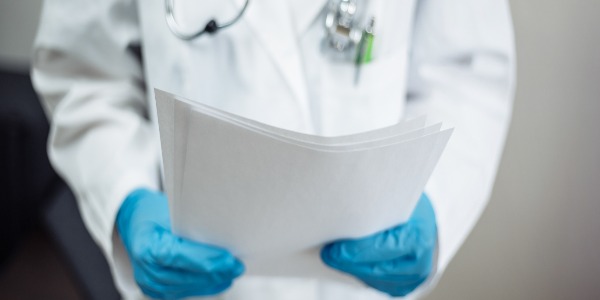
[321,193,437,297]
[116,188,244,299]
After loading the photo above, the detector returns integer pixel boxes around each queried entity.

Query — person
[32,0,515,299]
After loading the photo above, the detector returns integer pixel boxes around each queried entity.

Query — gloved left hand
[321,193,437,297]
[117,188,245,299]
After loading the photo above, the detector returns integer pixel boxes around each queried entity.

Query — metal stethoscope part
[325,0,364,52]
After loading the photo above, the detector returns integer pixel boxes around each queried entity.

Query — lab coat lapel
[229,0,309,108]
[289,0,328,33]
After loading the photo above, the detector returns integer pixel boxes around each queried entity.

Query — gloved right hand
[116,188,244,299]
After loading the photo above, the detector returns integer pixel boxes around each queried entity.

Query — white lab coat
[32,0,515,299]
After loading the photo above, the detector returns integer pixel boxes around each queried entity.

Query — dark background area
[0,70,119,300]
[0,227,80,299]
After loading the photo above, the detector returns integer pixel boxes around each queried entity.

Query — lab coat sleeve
[403,0,515,295]
[31,0,159,292]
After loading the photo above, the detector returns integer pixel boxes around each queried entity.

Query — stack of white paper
[155,89,453,284]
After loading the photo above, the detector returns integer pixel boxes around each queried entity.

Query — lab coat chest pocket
[322,53,409,105]
[318,53,409,135]
[318,0,417,134]
[322,0,416,99]
[335,0,415,78]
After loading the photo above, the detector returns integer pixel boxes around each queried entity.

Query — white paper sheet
[154,89,453,284]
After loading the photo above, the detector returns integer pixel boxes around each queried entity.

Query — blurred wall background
[426,0,600,299]
[0,0,598,299]
[0,1,42,70]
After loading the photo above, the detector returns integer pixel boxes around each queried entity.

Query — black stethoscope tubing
[165,0,250,40]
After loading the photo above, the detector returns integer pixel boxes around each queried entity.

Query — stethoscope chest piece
[324,0,372,61]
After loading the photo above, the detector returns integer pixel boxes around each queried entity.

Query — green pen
[355,17,375,86]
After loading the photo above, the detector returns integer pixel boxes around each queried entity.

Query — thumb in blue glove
[321,193,437,297]
[116,188,244,299]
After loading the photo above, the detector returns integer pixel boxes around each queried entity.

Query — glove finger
[321,248,378,277]
[323,250,433,280]
[139,260,231,287]
[322,225,419,264]
[149,228,245,277]
[171,280,233,298]
[139,280,233,300]
[359,275,428,297]
[135,266,173,298]
[136,265,234,299]
[372,247,435,278]
[373,255,433,278]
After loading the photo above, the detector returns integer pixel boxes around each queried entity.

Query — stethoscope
[165,0,250,40]
[165,0,372,59]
